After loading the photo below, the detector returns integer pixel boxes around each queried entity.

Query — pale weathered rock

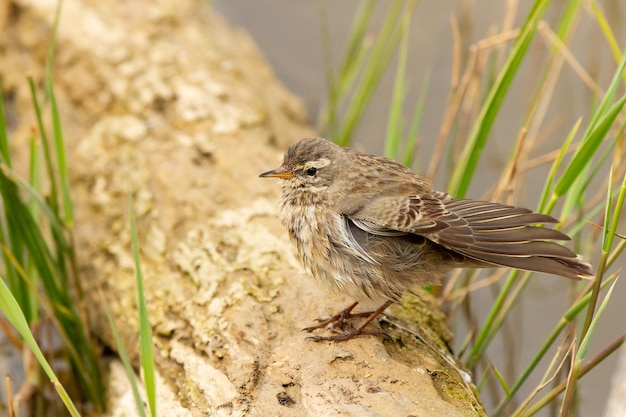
[1,0,485,415]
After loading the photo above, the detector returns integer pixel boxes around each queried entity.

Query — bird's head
[260,138,343,197]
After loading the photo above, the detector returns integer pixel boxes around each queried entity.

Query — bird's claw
[305,328,383,343]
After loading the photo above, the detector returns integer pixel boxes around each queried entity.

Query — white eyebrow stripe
[304,157,331,169]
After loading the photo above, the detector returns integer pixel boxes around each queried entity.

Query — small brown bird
[260,137,593,342]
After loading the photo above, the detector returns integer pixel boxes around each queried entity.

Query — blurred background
[214,0,626,415]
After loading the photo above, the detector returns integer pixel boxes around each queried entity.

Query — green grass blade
[603,170,626,254]
[587,44,626,129]
[28,137,41,209]
[0,276,81,417]
[129,195,157,417]
[104,298,149,417]
[465,270,523,369]
[561,129,618,218]
[536,119,582,212]
[578,279,617,361]
[550,0,582,47]
[492,365,511,397]
[28,77,59,214]
[561,278,618,414]
[553,94,626,197]
[46,68,74,227]
[402,72,429,167]
[384,12,410,159]
[590,1,623,65]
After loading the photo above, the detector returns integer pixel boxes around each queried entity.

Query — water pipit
[260,137,593,342]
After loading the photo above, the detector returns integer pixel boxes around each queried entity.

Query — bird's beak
[259,166,294,179]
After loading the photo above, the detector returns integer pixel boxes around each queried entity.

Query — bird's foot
[303,301,372,333]
[303,300,393,343]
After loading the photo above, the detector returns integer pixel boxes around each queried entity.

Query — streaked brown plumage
[260,137,593,341]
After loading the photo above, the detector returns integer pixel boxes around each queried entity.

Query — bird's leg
[305,300,393,342]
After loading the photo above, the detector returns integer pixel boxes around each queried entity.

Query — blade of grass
[464,269,523,369]
[561,123,621,219]
[129,194,157,417]
[26,138,42,323]
[606,238,625,269]
[384,11,410,160]
[536,118,581,211]
[601,170,626,264]
[553,94,626,198]
[589,1,624,71]
[104,296,149,417]
[46,68,74,227]
[492,364,511,397]
[0,276,81,417]
[28,78,59,215]
[403,71,429,167]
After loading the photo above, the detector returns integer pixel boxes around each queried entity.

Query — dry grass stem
[538,22,602,95]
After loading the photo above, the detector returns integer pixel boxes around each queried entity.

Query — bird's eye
[306,167,317,177]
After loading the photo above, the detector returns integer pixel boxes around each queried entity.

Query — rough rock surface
[1,0,485,415]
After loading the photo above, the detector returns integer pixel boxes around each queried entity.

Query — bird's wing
[349,195,591,279]
[349,194,455,236]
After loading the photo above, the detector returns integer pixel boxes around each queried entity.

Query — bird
[260,137,593,342]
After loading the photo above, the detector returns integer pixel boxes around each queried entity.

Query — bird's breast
[279,201,330,262]
[279,199,344,273]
